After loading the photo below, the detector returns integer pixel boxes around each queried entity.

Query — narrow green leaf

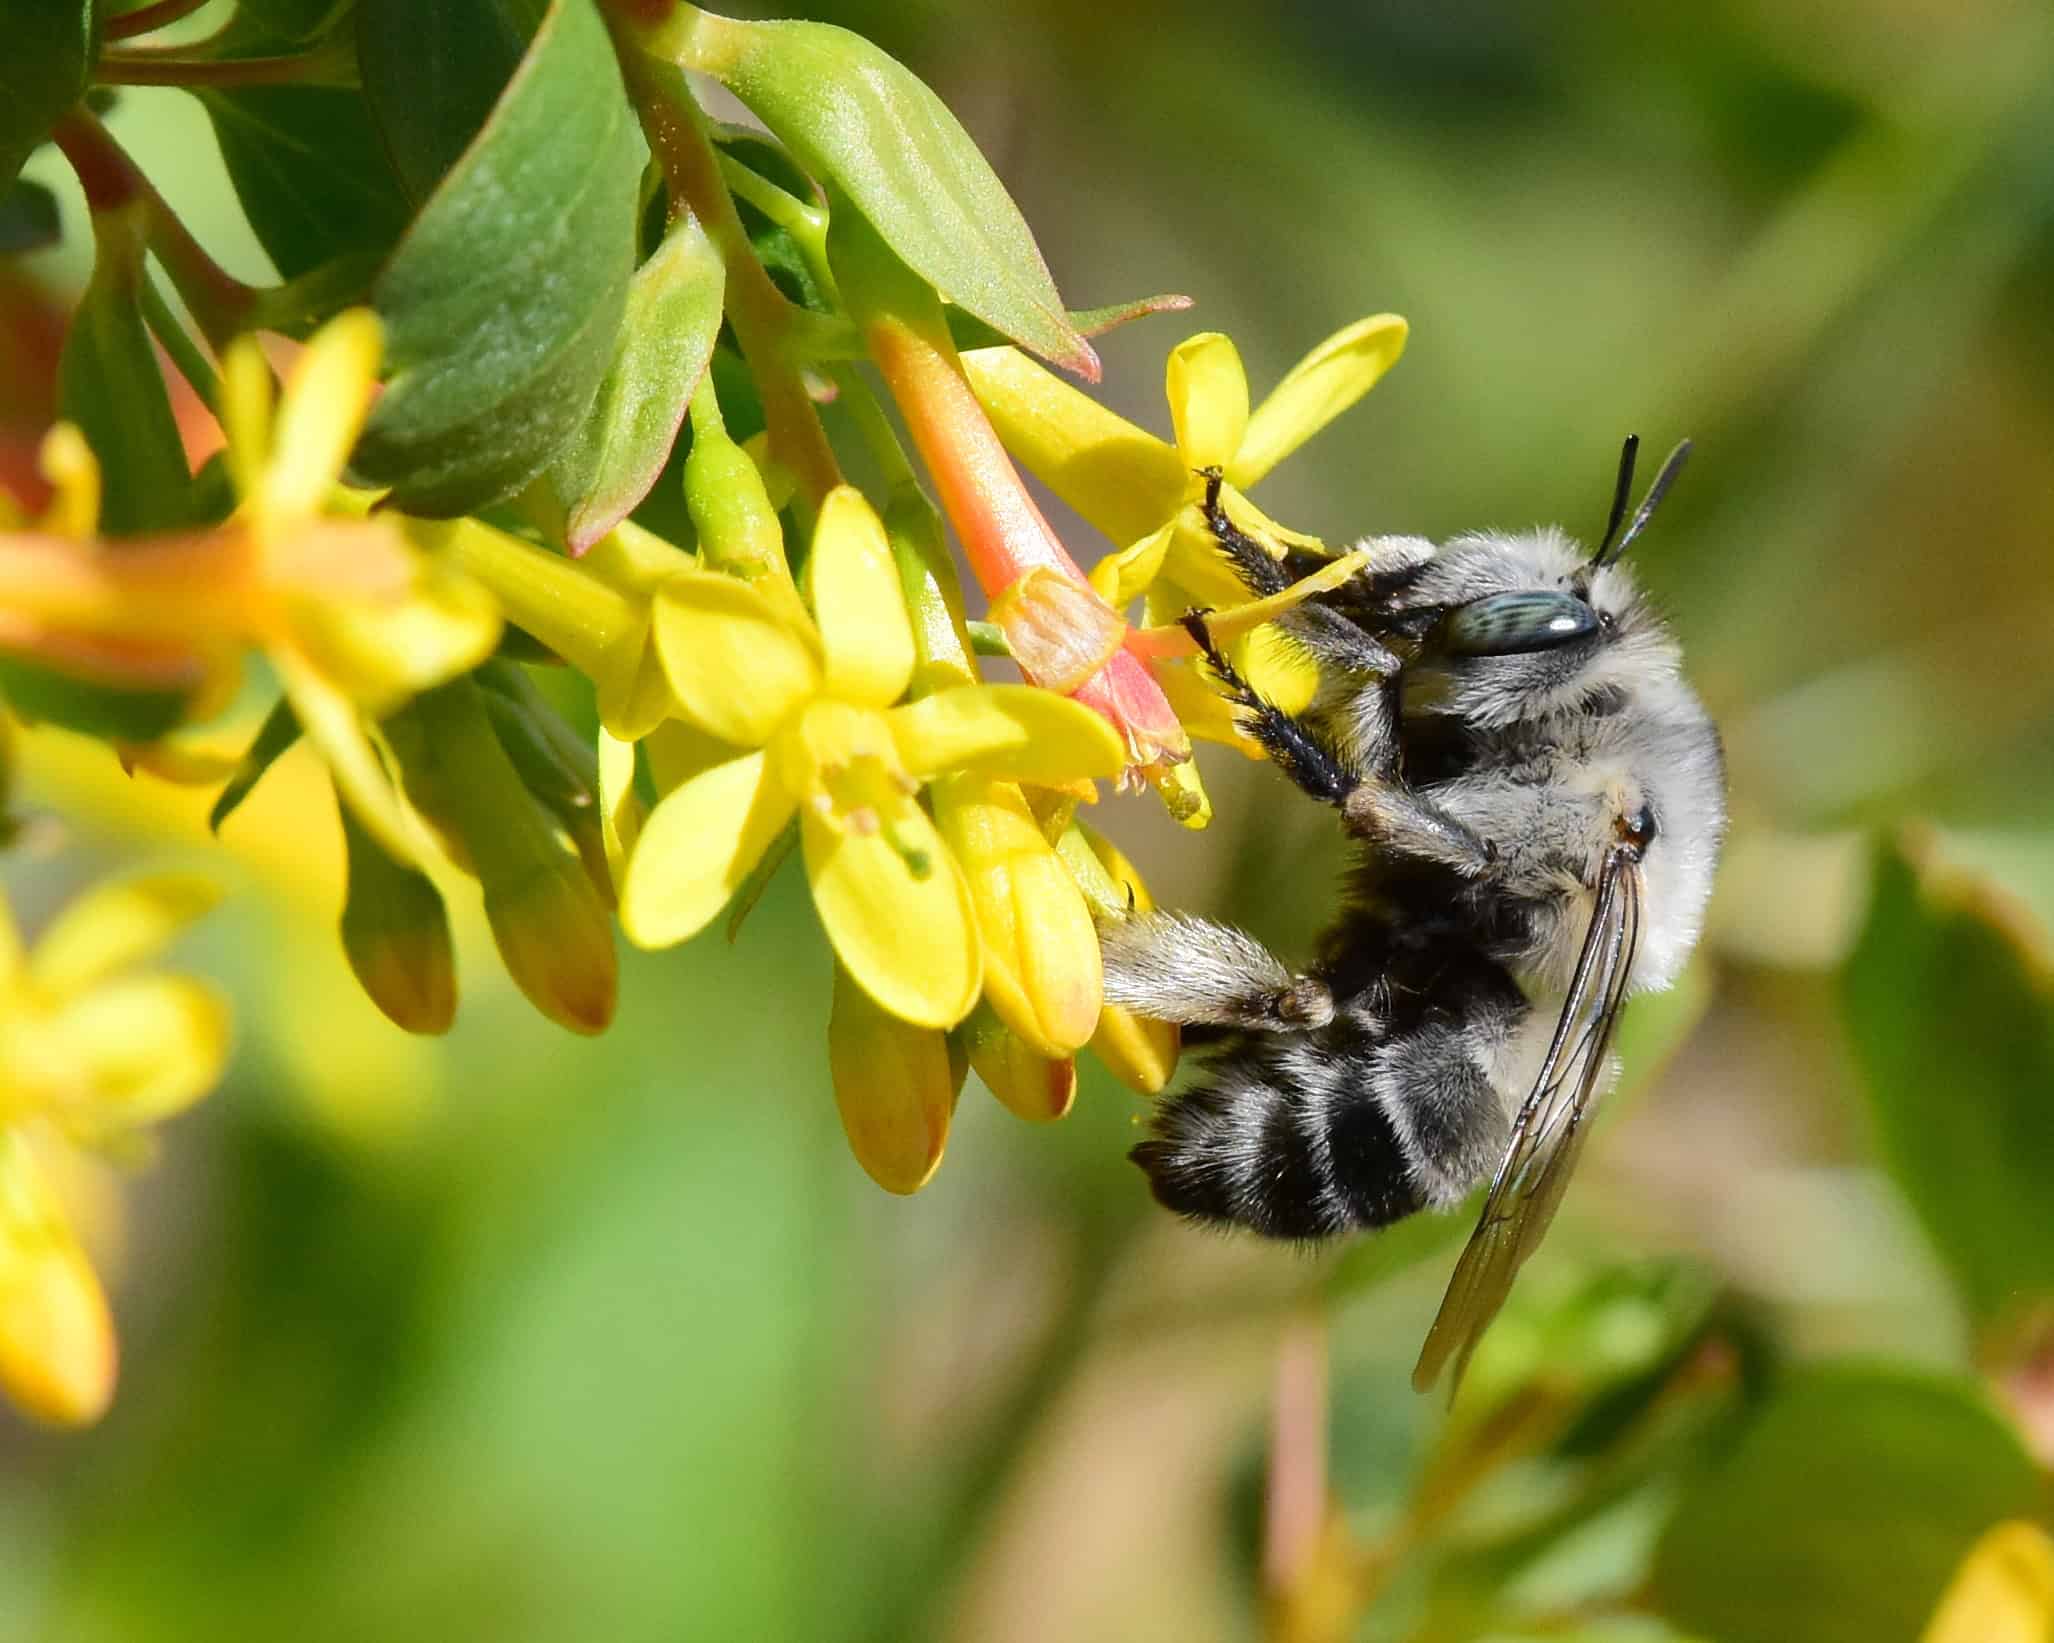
[0,655,189,742]
[356,0,538,203]
[1843,830,2054,1331]
[57,204,193,535]
[1652,1365,2041,1643]
[0,178,61,254]
[199,87,411,279]
[210,696,302,833]
[1,3,93,190]
[672,9,1097,378]
[351,0,644,517]
[549,213,724,553]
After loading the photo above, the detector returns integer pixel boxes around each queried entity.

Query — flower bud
[397,680,617,1035]
[339,805,456,1036]
[684,406,787,581]
[828,962,962,1193]
[960,1003,1075,1122]
[934,772,1101,1058]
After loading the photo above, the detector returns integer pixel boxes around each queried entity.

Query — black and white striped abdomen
[1130,971,1527,1240]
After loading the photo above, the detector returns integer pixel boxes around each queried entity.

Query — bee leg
[1100,909,1333,1030]
[1195,467,1292,596]
[1343,781,1498,876]
[1180,610,1359,807]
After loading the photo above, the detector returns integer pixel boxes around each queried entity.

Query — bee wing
[1411,850,1645,1395]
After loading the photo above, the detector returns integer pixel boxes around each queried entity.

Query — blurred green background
[6,1,2054,1639]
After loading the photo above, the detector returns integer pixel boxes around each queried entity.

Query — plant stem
[615,54,841,522]
[103,0,210,41]
[95,43,357,88]
[49,110,254,348]
[139,268,220,413]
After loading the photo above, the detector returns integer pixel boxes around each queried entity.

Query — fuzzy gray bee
[1100,438,1725,1391]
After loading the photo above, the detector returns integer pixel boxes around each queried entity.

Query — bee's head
[1399,438,1693,728]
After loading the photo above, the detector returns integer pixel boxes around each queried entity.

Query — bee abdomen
[1132,1021,1426,1240]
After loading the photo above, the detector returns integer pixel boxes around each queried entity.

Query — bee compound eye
[1441,591,1600,656]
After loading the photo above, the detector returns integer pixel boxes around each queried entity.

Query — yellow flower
[621,486,1127,1028]
[0,311,501,865]
[0,874,231,1423]
[962,317,1406,750]
[1921,1522,2054,1643]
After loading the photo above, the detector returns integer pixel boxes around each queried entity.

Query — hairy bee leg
[1100,909,1333,1030]
[1195,467,1293,596]
[1342,780,1498,875]
[1180,611,1360,807]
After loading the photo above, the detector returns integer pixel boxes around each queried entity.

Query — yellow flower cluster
[1,305,1408,1213]
[0,875,228,1424]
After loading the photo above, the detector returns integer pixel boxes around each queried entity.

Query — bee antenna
[1591,434,1640,564]
[1594,437,1691,568]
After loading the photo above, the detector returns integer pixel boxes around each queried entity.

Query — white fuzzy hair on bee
[1097,437,1725,1392]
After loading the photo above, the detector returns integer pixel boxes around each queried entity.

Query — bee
[1100,438,1725,1391]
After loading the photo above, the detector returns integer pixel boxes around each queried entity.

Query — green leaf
[57,204,193,535]
[1651,1364,2041,1643]
[210,696,302,833]
[0,654,189,742]
[198,87,412,279]
[945,293,1195,354]
[351,0,644,517]
[1,2,93,190]
[548,213,724,553]
[672,9,1097,378]
[356,0,539,203]
[0,178,60,254]
[1843,830,2054,1332]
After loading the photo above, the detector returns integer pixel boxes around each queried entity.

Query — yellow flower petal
[1088,518,1176,610]
[30,975,232,1130]
[0,1139,115,1427]
[962,1003,1076,1121]
[802,795,979,1029]
[890,683,1126,787]
[26,873,220,997]
[262,309,383,522]
[804,486,915,710]
[650,568,821,746]
[273,645,424,867]
[596,728,643,887]
[1090,1003,1180,1095]
[1147,547,1373,653]
[1153,654,1265,758]
[619,749,796,949]
[936,774,1102,1057]
[37,425,100,540]
[1165,332,1250,474]
[827,963,958,1194]
[284,555,502,714]
[1922,1522,2054,1643]
[219,336,275,506]
[1231,314,1407,489]
[960,345,1188,547]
